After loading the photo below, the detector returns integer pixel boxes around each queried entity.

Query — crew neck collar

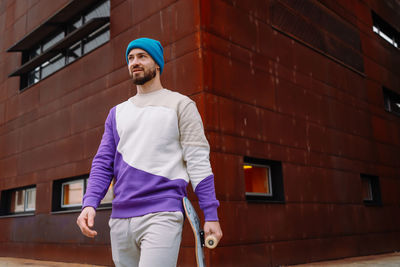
[136,88,166,96]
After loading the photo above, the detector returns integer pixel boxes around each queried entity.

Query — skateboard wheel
[205,235,218,249]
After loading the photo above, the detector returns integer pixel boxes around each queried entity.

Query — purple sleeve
[82,108,117,210]
[194,174,220,221]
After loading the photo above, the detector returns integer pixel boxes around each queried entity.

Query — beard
[131,65,157,85]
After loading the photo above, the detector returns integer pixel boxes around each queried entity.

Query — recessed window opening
[361,176,373,201]
[243,157,284,203]
[372,11,399,49]
[53,175,114,212]
[383,87,400,116]
[10,187,36,213]
[360,174,381,206]
[0,186,36,215]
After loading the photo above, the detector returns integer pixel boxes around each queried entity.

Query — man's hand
[204,221,223,247]
[76,206,98,238]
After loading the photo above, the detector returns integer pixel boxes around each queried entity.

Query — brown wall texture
[0,0,400,266]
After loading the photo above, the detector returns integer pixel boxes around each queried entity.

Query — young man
[76,37,222,267]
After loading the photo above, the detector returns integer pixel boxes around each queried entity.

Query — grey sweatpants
[109,211,184,267]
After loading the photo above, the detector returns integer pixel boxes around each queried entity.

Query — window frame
[24,187,37,212]
[52,175,113,212]
[0,186,36,216]
[360,174,382,206]
[61,179,86,208]
[244,163,273,197]
[383,87,400,117]
[243,157,285,203]
[371,11,399,49]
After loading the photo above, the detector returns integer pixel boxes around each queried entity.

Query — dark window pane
[361,176,372,201]
[27,67,40,86]
[62,180,84,207]
[361,174,381,206]
[29,46,41,60]
[68,17,83,34]
[383,88,400,116]
[83,25,109,54]
[10,190,25,213]
[244,164,272,196]
[41,53,65,78]
[85,0,110,22]
[25,188,36,211]
[372,11,399,49]
[43,31,65,51]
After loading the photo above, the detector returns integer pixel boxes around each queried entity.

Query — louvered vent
[271,0,364,73]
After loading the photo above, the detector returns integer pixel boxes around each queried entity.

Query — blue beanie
[126,38,164,74]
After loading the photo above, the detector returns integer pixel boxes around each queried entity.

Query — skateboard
[182,197,218,267]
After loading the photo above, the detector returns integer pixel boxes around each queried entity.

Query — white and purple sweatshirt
[82,89,219,221]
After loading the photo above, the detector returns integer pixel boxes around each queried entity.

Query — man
[76,37,222,267]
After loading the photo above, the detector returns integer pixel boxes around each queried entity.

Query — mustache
[130,65,144,72]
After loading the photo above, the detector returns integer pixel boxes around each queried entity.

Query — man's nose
[129,56,139,66]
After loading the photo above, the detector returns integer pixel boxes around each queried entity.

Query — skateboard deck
[183,197,206,267]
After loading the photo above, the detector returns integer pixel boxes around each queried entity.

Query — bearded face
[130,62,157,85]
[127,49,159,86]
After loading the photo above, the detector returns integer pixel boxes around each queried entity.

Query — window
[0,186,36,216]
[360,174,381,206]
[372,11,399,49]
[7,0,110,90]
[62,180,85,208]
[244,164,273,197]
[243,157,285,202]
[383,87,400,116]
[52,175,113,212]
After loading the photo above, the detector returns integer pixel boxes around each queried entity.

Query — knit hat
[126,38,164,74]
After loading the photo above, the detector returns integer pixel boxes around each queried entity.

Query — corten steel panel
[0,156,17,179]
[210,152,245,201]
[5,86,39,122]
[202,0,259,52]
[282,165,364,204]
[110,0,132,37]
[360,31,398,74]
[219,201,270,245]
[19,109,71,151]
[131,0,177,26]
[132,0,200,46]
[25,1,70,31]
[358,232,400,256]
[162,50,204,96]
[381,177,400,204]
[209,51,276,110]
[35,182,52,214]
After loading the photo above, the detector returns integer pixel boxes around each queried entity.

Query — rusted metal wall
[0,0,399,266]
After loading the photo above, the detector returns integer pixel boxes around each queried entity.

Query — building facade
[0,0,399,266]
